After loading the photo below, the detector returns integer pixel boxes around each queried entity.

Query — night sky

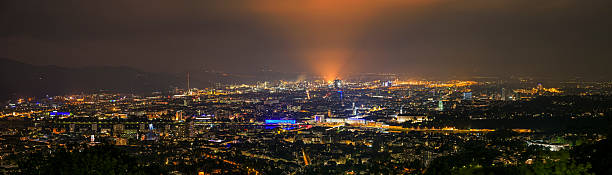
[1,0,611,79]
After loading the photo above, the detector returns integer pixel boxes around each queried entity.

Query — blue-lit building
[463,92,472,100]
[265,120,296,125]
[50,111,70,116]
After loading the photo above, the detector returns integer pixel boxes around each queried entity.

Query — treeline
[424,132,612,175]
[7,146,166,175]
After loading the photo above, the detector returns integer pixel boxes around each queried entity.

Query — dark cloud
[356,0,612,77]
[0,0,611,79]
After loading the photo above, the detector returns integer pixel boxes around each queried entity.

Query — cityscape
[1,77,611,174]
[1,1,612,175]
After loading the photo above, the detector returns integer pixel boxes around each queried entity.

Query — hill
[0,58,182,100]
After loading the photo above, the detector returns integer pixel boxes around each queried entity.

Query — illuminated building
[188,121,195,137]
[352,102,357,115]
[265,120,296,124]
[382,81,393,87]
[463,92,472,100]
[114,138,127,146]
[346,118,366,124]
[50,111,70,117]
[314,115,325,123]
[325,118,345,123]
[175,111,183,121]
[501,88,507,101]
[396,115,428,123]
[112,124,124,137]
[526,140,569,151]
[333,79,342,89]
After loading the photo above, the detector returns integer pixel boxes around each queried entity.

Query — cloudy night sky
[1,0,611,79]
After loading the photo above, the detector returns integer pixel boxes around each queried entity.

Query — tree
[16,146,165,175]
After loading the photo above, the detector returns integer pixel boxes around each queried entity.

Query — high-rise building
[139,123,147,131]
[382,81,393,87]
[314,115,325,123]
[113,124,124,137]
[352,102,357,115]
[333,79,342,89]
[537,83,544,95]
[188,121,195,137]
[463,92,472,100]
[215,82,223,89]
[437,100,444,111]
[175,110,183,121]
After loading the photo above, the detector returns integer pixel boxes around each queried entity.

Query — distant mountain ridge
[0,58,182,100]
[0,58,308,101]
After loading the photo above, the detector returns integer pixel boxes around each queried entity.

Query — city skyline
[1,1,612,175]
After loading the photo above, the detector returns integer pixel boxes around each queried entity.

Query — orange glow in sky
[250,0,438,81]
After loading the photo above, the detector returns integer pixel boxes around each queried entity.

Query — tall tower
[187,72,191,95]
[437,100,444,111]
[501,88,507,101]
[352,102,357,115]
